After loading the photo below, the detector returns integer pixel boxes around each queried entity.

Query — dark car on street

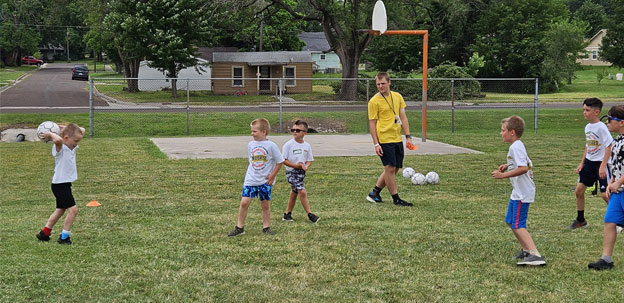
[72,65,89,80]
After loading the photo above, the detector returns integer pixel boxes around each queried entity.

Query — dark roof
[213,51,313,66]
[196,47,238,62]
[298,32,330,52]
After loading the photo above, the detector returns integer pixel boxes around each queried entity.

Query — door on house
[259,66,271,93]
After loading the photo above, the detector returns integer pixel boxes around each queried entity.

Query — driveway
[0,63,107,108]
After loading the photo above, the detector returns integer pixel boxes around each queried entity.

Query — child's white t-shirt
[585,122,613,161]
[282,139,314,172]
[244,139,284,186]
[507,140,535,203]
[52,144,78,184]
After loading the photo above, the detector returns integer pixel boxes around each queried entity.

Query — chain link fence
[89,77,539,138]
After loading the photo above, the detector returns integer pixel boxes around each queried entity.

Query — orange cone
[86,200,101,207]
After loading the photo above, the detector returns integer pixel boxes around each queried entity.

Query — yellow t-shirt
[368,91,406,143]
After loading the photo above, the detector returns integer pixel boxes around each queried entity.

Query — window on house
[320,54,326,60]
[592,50,598,60]
[284,66,296,87]
[232,66,243,87]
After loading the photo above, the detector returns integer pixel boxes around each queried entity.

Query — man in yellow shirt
[367,72,413,207]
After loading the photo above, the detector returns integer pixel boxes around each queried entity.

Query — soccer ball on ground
[426,171,440,184]
[37,121,60,141]
[411,173,426,185]
[402,167,416,179]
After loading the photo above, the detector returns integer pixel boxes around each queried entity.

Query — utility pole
[258,12,264,52]
[66,28,70,62]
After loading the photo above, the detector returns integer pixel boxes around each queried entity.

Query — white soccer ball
[402,167,416,179]
[426,171,440,184]
[411,173,426,185]
[37,121,60,141]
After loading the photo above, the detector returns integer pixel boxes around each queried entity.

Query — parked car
[21,56,44,66]
[72,65,89,80]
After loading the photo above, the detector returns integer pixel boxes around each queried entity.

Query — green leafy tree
[0,0,43,66]
[600,0,624,68]
[572,0,606,37]
[540,20,588,91]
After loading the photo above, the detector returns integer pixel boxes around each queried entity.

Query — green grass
[1,109,624,302]
[0,65,38,87]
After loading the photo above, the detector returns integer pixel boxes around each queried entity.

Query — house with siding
[211,51,313,95]
[577,29,611,66]
[298,32,342,73]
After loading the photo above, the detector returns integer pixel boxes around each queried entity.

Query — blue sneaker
[366,191,383,203]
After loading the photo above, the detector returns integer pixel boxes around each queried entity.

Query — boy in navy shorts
[588,105,624,270]
[569,98,613,229]
[492,116,546,266]
[228,118,284,237]
[36,123,85,245]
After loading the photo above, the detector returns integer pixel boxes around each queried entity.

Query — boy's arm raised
[44,132,64,152]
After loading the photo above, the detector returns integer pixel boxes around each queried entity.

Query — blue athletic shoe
[366,191,383,203]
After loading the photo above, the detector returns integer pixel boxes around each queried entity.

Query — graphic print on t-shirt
[586,131,601,154]
[251,146,269,169]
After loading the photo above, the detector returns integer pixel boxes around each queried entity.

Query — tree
[0,0,43,66]
[600,0,624,68]
[541,20,588,91]
[572,0,606,37]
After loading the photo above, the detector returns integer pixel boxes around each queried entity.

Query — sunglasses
[608,116,623,122]
[290,129,306,133]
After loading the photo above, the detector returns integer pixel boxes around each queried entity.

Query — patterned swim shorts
[242,184,273,201]
[286,169,306,193]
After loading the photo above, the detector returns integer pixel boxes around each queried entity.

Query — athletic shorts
[578,159,608,192]
[505,199,530,229]
[51,182,76,209]
[605,191,624,225]
[285,169,306,193]
[379,142,404,168]
[242,184,273,201]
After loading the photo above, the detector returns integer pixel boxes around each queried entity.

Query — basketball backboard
[372,0,387,34]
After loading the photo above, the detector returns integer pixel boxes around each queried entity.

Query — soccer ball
[426,171,440,184]
[402,167,416,179]
[37,121,60,141]
[411,173,426,185]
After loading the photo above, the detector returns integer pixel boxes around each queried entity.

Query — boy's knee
[67,206,78,215]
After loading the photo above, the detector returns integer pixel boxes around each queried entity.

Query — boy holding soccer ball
[492,116,546,266]
[36,123,85,245]
[228,118,284,237]
[281,120,319,223]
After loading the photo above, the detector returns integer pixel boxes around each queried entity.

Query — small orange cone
[86,200,101,207]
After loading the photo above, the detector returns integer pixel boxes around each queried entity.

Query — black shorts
[579,159,608,192]
[379,142,404,168]
[51,183,76,209]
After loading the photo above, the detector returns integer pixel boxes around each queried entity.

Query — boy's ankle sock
[61,229,71,240]
[42,226,52,236]
[373,186,382,195]
[391,194,400,203]
[602,255,613,263]
[528,249,541,257]
[577,210,585,222]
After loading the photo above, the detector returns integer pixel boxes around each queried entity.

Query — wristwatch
[405,134,412,139]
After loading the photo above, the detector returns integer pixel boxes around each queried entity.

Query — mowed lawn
[1,109,624,302]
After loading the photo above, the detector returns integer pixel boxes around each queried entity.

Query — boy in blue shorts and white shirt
[228,118,284,237]
[281,120,319,223]
[569,98,613,229]
[36,123,85,245]
[492,116,546,266]
[588,105,624,270]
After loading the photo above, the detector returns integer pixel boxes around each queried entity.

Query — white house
[577,29,611,66]
[298,32,342,73]
[138,58,212,91]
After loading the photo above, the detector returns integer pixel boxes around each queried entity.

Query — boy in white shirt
[569,98,613,229]
[36,123,85,245]
[281,120,319,223]
[228,118,284,237]
[492,116,546,266]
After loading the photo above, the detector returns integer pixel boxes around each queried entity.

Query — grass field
[1,109,623,302]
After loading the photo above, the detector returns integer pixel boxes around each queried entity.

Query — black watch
[405,134,412,139]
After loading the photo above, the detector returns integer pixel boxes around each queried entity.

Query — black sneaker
[393,199,413,207]
[366,191,383,203]
[308,213,320,223]
[227,226,245,237]
[568,220,588,229]
[262,227,275,235]
[517,254,546,266]
[514,249,530,260]
[57,235,72,245]
[36,230,50,242]
[588,258,614,270]
[283,212,294,222]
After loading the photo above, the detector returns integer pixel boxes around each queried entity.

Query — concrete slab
[1,128,41,142]
[150,134,482,159]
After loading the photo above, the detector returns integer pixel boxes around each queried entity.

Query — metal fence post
[89,78,93,138]
[366,79,369,102]
[534,78,539,134]
[451,79,455,133]
[279,79,283,133]
[186,79,190,136]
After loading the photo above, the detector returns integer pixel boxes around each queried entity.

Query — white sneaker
[617,225,623,234]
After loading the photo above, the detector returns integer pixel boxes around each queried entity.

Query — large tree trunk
[123,58,140,92]
[337,51,361,101]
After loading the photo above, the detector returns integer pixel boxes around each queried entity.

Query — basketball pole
[371,29,428,142]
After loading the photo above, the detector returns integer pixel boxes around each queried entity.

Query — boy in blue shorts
[492,116,546,266]
[588,105,624,270]
[228,118,284,237]
[36,123,85,245]
[569,98,612,229]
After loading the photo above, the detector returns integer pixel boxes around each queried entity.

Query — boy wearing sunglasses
[588,105,624,270]
[281,120,319,223]
[569,98,613,229]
